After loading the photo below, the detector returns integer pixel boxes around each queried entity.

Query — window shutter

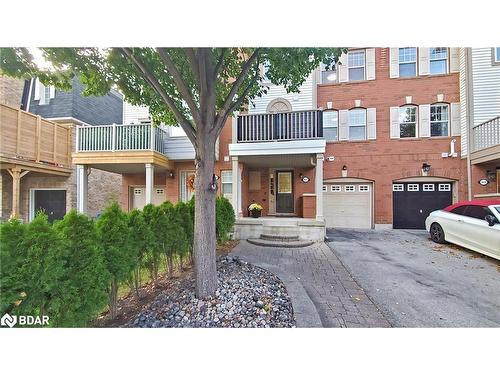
[419,104,431,137]
[49,86,55,98]
[338,53,348,83]
[418,48,429,76]
[39,82,46,104]
[367,108,377,139]
[390,106,400,139]
[339,110,349,140]
[389,48,399,78]
[450,102,461,136]
[366,48,376,80]
[449,48,459,73]
[34,78,40,100]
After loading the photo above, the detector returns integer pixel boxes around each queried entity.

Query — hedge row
[0,196,235,327]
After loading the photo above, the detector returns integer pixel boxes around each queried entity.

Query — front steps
[247,234,314,248]
[233,217,325,241]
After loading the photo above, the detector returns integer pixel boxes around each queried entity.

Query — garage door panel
[324,183,372,229]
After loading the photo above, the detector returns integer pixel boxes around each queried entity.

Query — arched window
[323,110,338,141]
[348,108,366,140]
[266,98,292,113]
[399,105,418,138]
[430,103,449,137]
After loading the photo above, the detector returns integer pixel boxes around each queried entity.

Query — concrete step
[247,238,314,248]
[260,234,300,242]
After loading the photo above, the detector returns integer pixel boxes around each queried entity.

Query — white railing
[76,123,167,154]
[472,116,500,152]
[237,110,323,142]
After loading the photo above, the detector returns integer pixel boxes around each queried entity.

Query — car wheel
[430,223,446,244]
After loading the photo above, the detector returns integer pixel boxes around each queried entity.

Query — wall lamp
[341,165,348,178]
[168,171,175,179]
[422,163,431,173]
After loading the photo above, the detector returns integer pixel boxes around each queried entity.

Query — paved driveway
[326,229,500,327]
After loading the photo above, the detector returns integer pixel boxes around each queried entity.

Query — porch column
[315,153,324,220]
[145,163,154,205]
[7,167,29,219]
[76,165,88,214]
[231,156,240,217]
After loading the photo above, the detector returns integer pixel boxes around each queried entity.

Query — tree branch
[119,48,197,144]
[156,48,201,125]
[184,48,200,87]
[214,48,261,131]
[213,48,226,80]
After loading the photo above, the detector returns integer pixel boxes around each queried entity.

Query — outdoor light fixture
[486,170,496,181]
[341,165,348,178]
[422,163,431,173]
[168,171,175,179]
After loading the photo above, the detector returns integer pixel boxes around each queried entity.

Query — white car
[425,199,500,260]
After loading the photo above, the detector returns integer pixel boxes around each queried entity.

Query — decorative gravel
[126,256,295,328]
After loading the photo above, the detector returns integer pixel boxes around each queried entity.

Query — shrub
[52,210,109,326]
[157,201,186,278]
[142,203,163,284]
[215,196,235,244]
[16,212,62,320]
[175,201,193,264]
[127,209,154,297]
[96,202,135,319]
[0,218,27,314]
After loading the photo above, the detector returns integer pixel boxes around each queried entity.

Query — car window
[495,207,500,215]
[451,206,467,215]
[463,205,491,220]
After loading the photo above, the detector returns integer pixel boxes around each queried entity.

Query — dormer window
[34,78,55,105]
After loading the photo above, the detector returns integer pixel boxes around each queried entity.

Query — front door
[276,171,294,214]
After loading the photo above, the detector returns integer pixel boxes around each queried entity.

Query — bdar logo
[1,313,17,328]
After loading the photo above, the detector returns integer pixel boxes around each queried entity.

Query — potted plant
[248,203,263,218]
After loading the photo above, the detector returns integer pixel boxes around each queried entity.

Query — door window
[277,172,292,194]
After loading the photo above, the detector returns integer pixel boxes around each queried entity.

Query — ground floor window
[221,170,232,200]
[180,171,196,202]
[30,189,66,222]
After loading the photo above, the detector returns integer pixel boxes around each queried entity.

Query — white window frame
[407,184,419,191]
[398,47,417,77]
[331,185,341,192]
[221,170,233,200]
[344,185,355,192]
[323,110,339,141]
[348,108,367,141]
[423,184,435,191]
[392,184,404,192]
[430,103,450,137]
[347,50,366,81]
[429,48,448,75]
[359,185,370,192]
[399,105,418,138]
[29,188,67,222]
[494,48,500,64]
[438,183,451,191]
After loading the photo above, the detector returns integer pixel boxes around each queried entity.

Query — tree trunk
[109,280,118,319]
[193,132,218,298]
[168,254,174,279]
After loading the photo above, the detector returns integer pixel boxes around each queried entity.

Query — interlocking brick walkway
[231,241,391,328]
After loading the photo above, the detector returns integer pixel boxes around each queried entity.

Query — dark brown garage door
[33,190,66,222]
[392,182,452,229]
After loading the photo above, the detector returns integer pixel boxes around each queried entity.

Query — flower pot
[251,209,261,218]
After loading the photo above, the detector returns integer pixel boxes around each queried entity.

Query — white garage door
[323,183,373,229]
[132,187,166,209]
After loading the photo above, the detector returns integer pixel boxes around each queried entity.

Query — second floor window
[399,106,417,138]
[323,110,338,141]
[429,48,448,75]
[399,48,417,77]
[430,104,449,137]
[348,108,366,140]
[348,51,365,81]
[494,47,500,63]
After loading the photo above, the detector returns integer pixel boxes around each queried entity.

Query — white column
[76,165,88,214]
[145,163,154,205]
[231,156,239,217]
[315,153,324,220]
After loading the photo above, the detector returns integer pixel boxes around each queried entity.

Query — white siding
[471,48,500,127]
[248,72,315,113]
[123,102,150,124]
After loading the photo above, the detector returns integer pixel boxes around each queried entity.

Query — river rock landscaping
[126,255,295,328]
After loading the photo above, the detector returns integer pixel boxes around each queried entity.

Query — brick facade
[317,48,465,225]
[0,75,25,108]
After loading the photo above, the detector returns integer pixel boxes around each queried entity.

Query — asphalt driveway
[326,228,500,327]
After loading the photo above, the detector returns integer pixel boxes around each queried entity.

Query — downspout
[465,48,474,200]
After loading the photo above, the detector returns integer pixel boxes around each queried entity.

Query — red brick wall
[317,48,465,224]
[471,164,499,197]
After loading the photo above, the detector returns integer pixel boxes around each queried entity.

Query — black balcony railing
[237,110,323,142]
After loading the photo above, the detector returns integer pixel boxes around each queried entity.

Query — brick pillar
[315,153,324,220]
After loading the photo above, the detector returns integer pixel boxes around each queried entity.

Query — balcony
[471,116,500,164]
[72,123,173,173]
[0,103,72,175]
[236,110,323,143]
